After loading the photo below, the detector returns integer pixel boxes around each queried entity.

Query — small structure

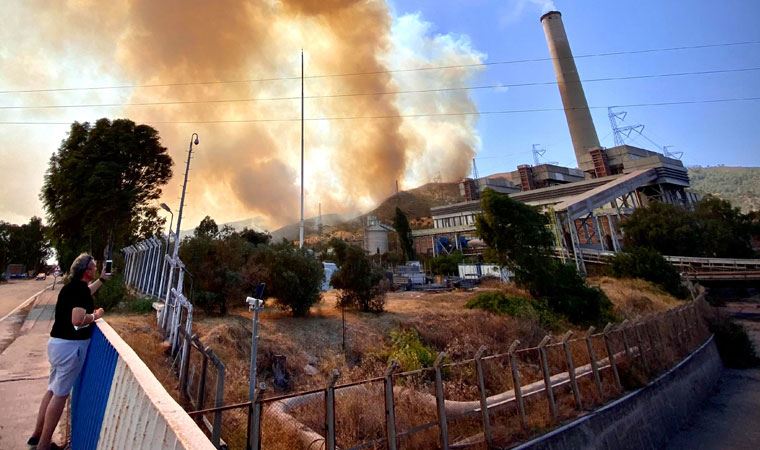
[321,262,338,291]
[363,215,394,255]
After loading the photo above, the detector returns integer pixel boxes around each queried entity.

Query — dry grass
[106,278,704,449]
[589,276,682,319]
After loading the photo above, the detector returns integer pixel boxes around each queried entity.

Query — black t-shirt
[50,280,95,340]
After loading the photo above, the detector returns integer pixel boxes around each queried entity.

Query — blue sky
[390,0,760,176]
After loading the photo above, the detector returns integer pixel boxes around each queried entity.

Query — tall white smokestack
[540,11,600,170]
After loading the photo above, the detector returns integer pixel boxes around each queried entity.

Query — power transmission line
[1,67,757,110]
[1,96,758,125]
[0,40,757,95]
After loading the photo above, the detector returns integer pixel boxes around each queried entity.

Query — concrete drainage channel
[514,336,722,450]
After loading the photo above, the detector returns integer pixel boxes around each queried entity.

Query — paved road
[0,279,52,320]
[0,285,63,449]
[666,301,760,449]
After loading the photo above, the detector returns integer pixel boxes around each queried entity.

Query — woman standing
[28,253,109,450]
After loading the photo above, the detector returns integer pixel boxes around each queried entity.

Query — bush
[611,247,688,299]
[253,242,324,317]
[387,328,436,371]
[710,319,760,368]
[96,273,127,311]
[429,251,464,276]
[465,291,563,329]
[330,240,386,313]
[128,296,154,314]
[529,262,615,326]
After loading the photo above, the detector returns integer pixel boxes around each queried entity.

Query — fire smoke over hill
[3,0,484,230]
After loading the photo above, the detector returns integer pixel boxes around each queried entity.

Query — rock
[303,364,319,376]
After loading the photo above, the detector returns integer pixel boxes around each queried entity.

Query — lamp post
[158,202,174,300]
[162,133,199,329]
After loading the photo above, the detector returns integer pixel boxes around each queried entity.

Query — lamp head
[193,134,199,145]
[159,202,172,213]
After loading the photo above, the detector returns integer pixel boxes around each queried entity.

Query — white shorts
[47,337,90,397]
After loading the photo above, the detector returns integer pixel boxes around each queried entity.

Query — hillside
[688,166,760,212]
[362,182,463,225]
[270,182,464,241]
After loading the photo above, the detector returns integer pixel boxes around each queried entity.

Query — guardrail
[71,320,215,450]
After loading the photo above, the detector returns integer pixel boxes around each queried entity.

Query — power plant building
[413,10,695,274]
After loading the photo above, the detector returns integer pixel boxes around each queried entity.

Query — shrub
[387,328,436,371]
[330,240,386,313]
[96,273,127,311]
[465,291,563,329]
[429,251,464,276]
[128,296,155,314]
[253,242,324,317]
[710,319,760,368]
[476,189,613,326]
[611,247,688,299]
[529,262,615,326]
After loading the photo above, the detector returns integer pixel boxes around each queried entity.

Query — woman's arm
[71,307,104,327]
[88,272,112,295]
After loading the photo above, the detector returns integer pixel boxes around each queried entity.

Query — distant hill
[688,166,760,212]
[269,182,465,242]
[270,213,346,242]
[362,182,463,225]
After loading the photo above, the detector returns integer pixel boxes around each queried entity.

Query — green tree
[694,196,754,258]
[621,197,756,258]
[611,247,688,299]
[393,207,415,262]
[194,216,219,239]
[239,227,271,246]
[475,189,554,287]
[41,119,173,270]
[621,201,699,256]
[252,241,324,317]
[0,217,52,274]
[429,251,464,276]
[329,239,386,312]
[476,189,612,325]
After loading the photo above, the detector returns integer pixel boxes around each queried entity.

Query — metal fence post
[384,361,399,450]
[474,346,492,446]
[538,336,557,422]
[585,326,603,398]
[209,350,225,447]
[508,340,527,429]
[249,386,264,450]
[325,370,340,450]
[603,323,622,391]
[434,352,449,450]
[633,321,649,374]
[562,331,582,410]
[619,319,632,362]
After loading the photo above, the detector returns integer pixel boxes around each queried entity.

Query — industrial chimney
[540,11,600,172]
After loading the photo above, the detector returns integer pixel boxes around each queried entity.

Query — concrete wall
[71,321,215,450]
[515,336,722,450]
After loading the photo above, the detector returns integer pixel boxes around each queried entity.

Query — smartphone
[105,259,113,275]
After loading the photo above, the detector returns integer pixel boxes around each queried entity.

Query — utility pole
[299,50,305,249]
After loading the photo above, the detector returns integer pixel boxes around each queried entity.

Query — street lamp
[162,133,199,329]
